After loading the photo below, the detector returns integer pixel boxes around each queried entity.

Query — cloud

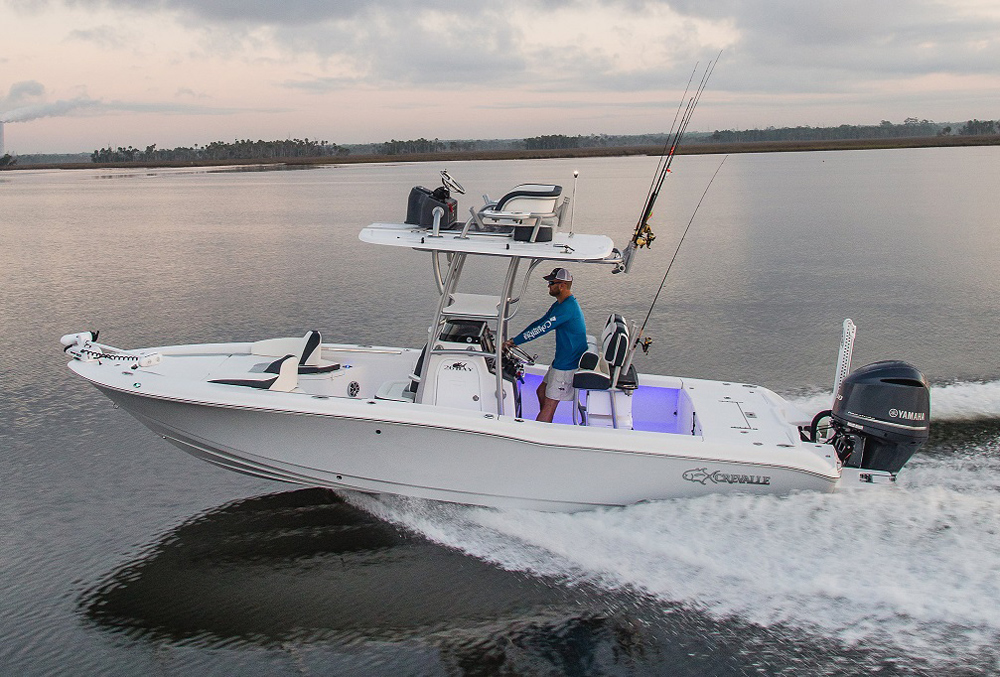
[99,99,288,115]
[51,0,471,26]
[16,0,994,98]
[6,0,999,134]
[175,87,209,99]
[16,0,1000,77]
[65,24,130,49]
[265,1,730,92]
[1,80,47,109]
[662,0,1000,86]
[81,0,1000,95]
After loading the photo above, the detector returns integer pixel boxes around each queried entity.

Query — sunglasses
[547,280,563,286]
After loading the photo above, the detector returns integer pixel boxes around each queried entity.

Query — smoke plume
[0,97,99,123]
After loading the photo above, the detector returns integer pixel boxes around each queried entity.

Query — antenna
[569,170,579,235]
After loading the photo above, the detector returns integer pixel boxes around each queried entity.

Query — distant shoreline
[5,134,999,171]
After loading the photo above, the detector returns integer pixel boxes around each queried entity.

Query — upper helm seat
[474,184,566,239]
[492,184,562,217]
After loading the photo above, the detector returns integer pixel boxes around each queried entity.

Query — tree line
[82,117,999,164]
[375,132,676,154]
[957,119,998,135]
[375,138,478,154]
[523,133,675,150]
[705,118,997,144]
[384,119,999,154]
[91,138,349,163]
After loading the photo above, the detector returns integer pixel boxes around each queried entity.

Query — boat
[62,170,931,511]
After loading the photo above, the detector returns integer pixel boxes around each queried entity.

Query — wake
[348,379,1000,671]
[792,378,1000,422]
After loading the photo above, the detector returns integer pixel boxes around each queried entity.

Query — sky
[1,0,999,154]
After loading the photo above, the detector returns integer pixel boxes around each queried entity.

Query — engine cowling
[830,360,930,473]
[405,185,458,228]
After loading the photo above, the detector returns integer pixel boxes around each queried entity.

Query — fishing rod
[619,53,720,274]
[617,155,728,380]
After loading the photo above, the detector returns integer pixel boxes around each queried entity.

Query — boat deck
[520,371,805,446]
[130,342,807,448]
[519,371,679,430]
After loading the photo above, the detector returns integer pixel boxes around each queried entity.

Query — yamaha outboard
[829,360,931,473]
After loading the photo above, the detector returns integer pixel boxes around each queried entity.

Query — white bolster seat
[210,354,299,392]
[251,330,340,375]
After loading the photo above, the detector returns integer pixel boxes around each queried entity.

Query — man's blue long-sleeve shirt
[512,295,587,370]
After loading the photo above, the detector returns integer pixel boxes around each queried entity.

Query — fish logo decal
[682,468,712,484]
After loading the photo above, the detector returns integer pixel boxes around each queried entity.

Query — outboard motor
[829,360,930,473]
[405,185,458,228]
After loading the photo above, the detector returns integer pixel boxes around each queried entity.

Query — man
[504,267,587,422]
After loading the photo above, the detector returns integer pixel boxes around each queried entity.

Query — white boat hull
[82,362,840,511]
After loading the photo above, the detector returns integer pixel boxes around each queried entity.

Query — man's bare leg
[536,380,559,422]
[537,396,560,422]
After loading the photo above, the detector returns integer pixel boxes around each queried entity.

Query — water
[2,148,999,675]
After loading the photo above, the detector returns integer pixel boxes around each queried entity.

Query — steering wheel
[504,342,535,365]
[440,170,466,195]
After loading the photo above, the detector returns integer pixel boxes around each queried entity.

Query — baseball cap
[543,267,572,282]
